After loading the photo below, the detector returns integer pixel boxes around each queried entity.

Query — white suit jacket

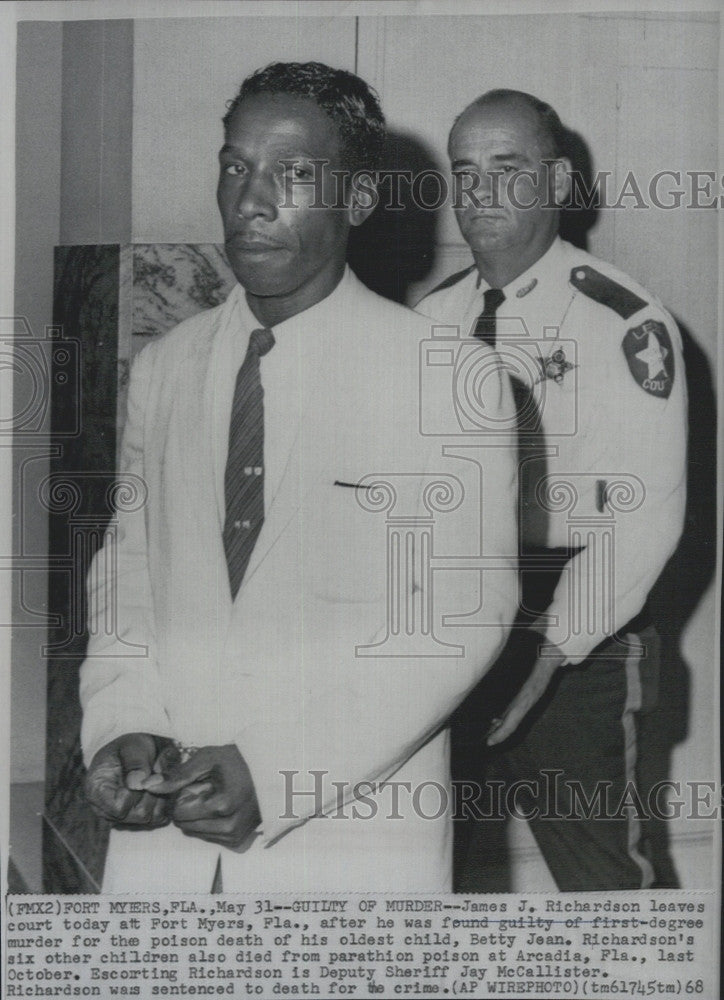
[80,268,518,892]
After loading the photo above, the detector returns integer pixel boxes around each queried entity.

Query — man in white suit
[80,62,518,892]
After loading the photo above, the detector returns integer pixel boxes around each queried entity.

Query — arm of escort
[489,309,687,745]
[80,345,174,825]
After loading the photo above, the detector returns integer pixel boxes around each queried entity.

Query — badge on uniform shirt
[536,347,575,384]
[622,319,675,399]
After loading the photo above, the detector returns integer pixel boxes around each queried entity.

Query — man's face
[449,100,562,261]
[218,93,351,306]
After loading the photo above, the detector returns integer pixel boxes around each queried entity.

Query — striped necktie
[223,327,275,600]
[474,287,506,347]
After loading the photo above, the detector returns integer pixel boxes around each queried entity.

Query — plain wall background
[13,10,719,885]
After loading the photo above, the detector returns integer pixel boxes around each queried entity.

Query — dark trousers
[452,569,659,892]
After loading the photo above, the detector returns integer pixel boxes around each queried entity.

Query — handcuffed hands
[86,737,260,848]
[139,744,261,848]
[84,732,174,828]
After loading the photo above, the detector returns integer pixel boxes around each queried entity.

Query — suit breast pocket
[302,479,388,604]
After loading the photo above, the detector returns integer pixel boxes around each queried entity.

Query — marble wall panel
[45,244,121,890]
[131,243,236,348]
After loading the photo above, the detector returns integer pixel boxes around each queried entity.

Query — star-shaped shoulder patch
[622,319,675,398]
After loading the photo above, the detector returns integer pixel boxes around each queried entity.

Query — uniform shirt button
[576,269,586,280]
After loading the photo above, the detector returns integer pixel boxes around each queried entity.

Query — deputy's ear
[549,157,572,206]
[348,171,379,227]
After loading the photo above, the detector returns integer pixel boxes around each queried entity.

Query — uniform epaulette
[569,265,648,320]
[426,265,476,296]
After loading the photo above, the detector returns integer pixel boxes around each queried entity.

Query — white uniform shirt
[417,238,687,664]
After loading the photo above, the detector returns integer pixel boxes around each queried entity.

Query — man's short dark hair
[450,89,567,159]
[223,61,386,174]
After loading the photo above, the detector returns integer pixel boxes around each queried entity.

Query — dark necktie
[474,287,506,347]
[223,327,275,600]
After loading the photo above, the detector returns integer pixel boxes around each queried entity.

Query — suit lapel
[147,299,238,644]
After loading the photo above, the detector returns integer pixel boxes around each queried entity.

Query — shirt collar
[231,265,355,339]
[476,236,565,302]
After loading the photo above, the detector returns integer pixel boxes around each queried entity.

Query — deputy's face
[449,100,560,260]
[218,93,350,314]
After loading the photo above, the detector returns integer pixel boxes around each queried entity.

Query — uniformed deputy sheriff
[416,89,687,891]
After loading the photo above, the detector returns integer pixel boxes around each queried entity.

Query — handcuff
[155,740,200,776]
